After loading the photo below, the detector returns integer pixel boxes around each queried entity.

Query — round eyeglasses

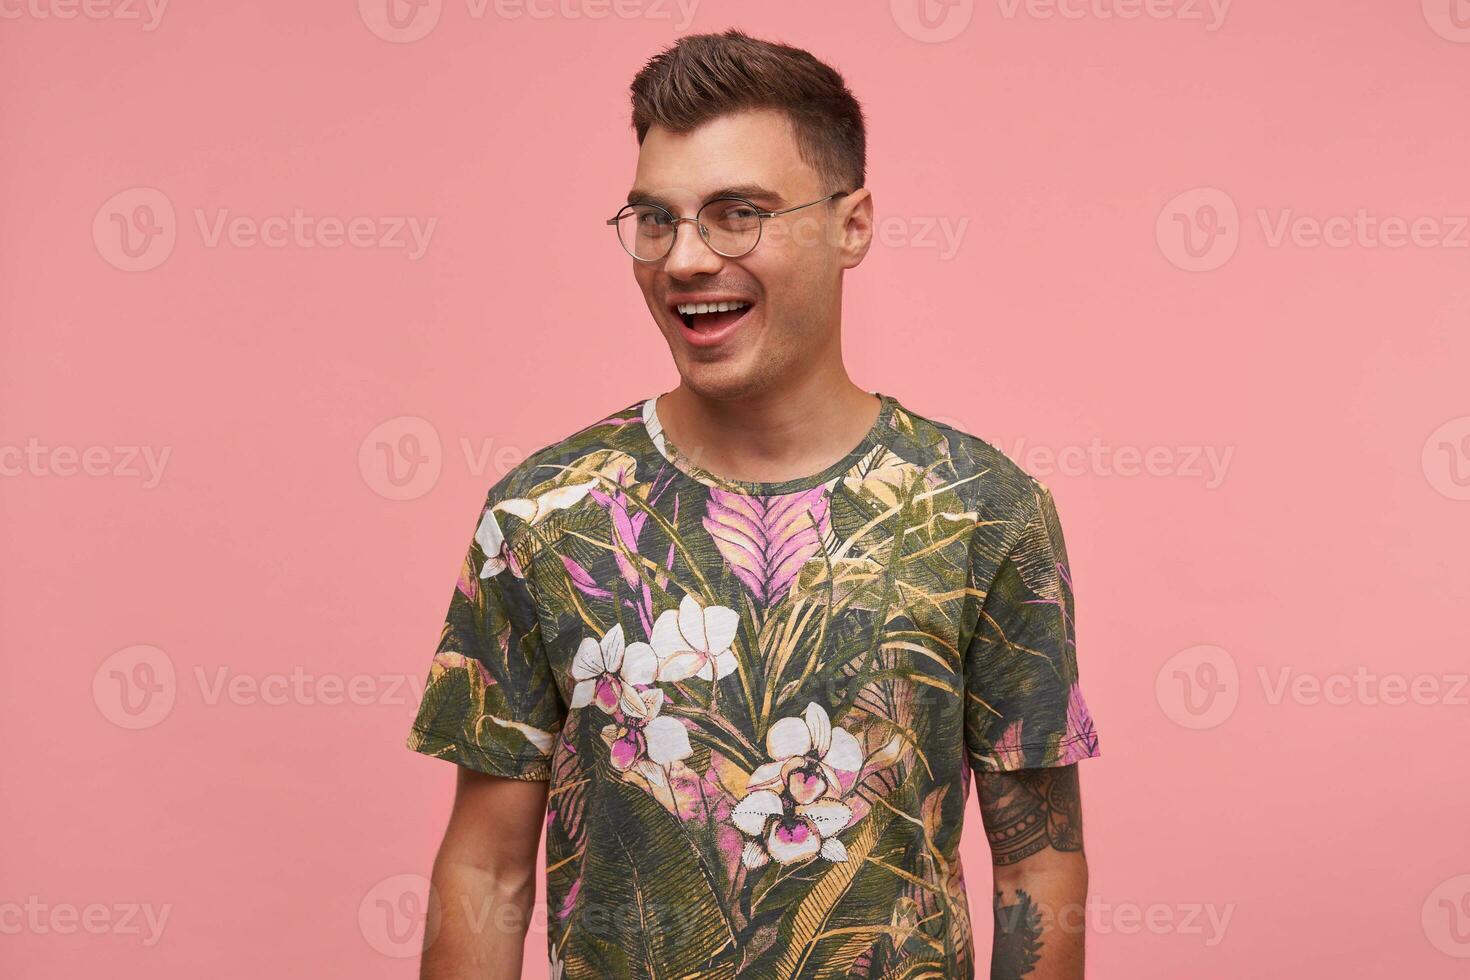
[607,191,850,262]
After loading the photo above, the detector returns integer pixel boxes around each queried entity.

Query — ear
[836,188,875,269]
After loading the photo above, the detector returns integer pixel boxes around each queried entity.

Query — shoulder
[481,395,651,528]
[881,395,1054,529]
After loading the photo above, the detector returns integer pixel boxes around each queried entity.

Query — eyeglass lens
[614,199,764,260]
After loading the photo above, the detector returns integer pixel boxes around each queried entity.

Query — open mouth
[673,299,746,329]
[674,299,753,336]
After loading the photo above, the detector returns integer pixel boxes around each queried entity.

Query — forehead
[630,108,820,205]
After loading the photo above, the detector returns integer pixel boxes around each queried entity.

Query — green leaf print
[407,393,1100,978]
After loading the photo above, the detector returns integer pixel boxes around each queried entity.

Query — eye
[635,207,673,228]
[705,201,761,229]
[716,203,760,221]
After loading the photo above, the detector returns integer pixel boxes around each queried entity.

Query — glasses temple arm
[762,191,852,218]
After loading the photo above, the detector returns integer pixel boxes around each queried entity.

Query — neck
[659,366,881,486]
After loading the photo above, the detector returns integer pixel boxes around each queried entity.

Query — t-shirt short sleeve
[406,494,565,780]
[963,483,1100,774]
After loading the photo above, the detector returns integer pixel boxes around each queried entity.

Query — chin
[675,359,771,403]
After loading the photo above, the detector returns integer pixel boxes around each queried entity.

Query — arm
[978,764,1087,980]
[421,767,549,980]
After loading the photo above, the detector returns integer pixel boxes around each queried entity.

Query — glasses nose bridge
[669,214,708,238]
[662,212,720,265]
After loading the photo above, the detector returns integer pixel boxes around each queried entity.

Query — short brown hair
[629,29,867,192]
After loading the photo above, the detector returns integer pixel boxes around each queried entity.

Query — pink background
[3,1,1468,976]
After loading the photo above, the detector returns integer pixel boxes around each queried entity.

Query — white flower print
[497,480,598,524]
[649,593,740,682]
[476,481,600,578]
[746,702,863,802]
[569,624,657,714]
[599,684,692,773]
[731,788,852,866]
[473,508,513,578]
[730,703,861,867]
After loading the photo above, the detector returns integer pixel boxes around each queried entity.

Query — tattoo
[992,888,1043,979]
[978,765,1083,866]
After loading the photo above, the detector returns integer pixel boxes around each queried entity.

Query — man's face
[625,109,867,401]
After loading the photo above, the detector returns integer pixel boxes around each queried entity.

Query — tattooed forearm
[978,765,1083,866]
[980,767,1087,978]
[992,888,1044,979]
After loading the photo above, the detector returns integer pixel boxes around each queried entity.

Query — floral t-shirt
[407,392,1100,979]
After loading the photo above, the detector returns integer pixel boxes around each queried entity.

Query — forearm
[420,856,536,980]
[978,764,1088,980]
[991,852,1087,980]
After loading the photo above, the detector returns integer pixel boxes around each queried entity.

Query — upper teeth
[677,301,750,315]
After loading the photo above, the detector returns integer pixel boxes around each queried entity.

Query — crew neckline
[639,391,898,496]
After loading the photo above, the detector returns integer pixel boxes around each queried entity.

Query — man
[407,29,1100,980]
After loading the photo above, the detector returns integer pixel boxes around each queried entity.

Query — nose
[662,217,724,280]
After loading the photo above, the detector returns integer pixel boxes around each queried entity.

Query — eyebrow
[625,184,788,209]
